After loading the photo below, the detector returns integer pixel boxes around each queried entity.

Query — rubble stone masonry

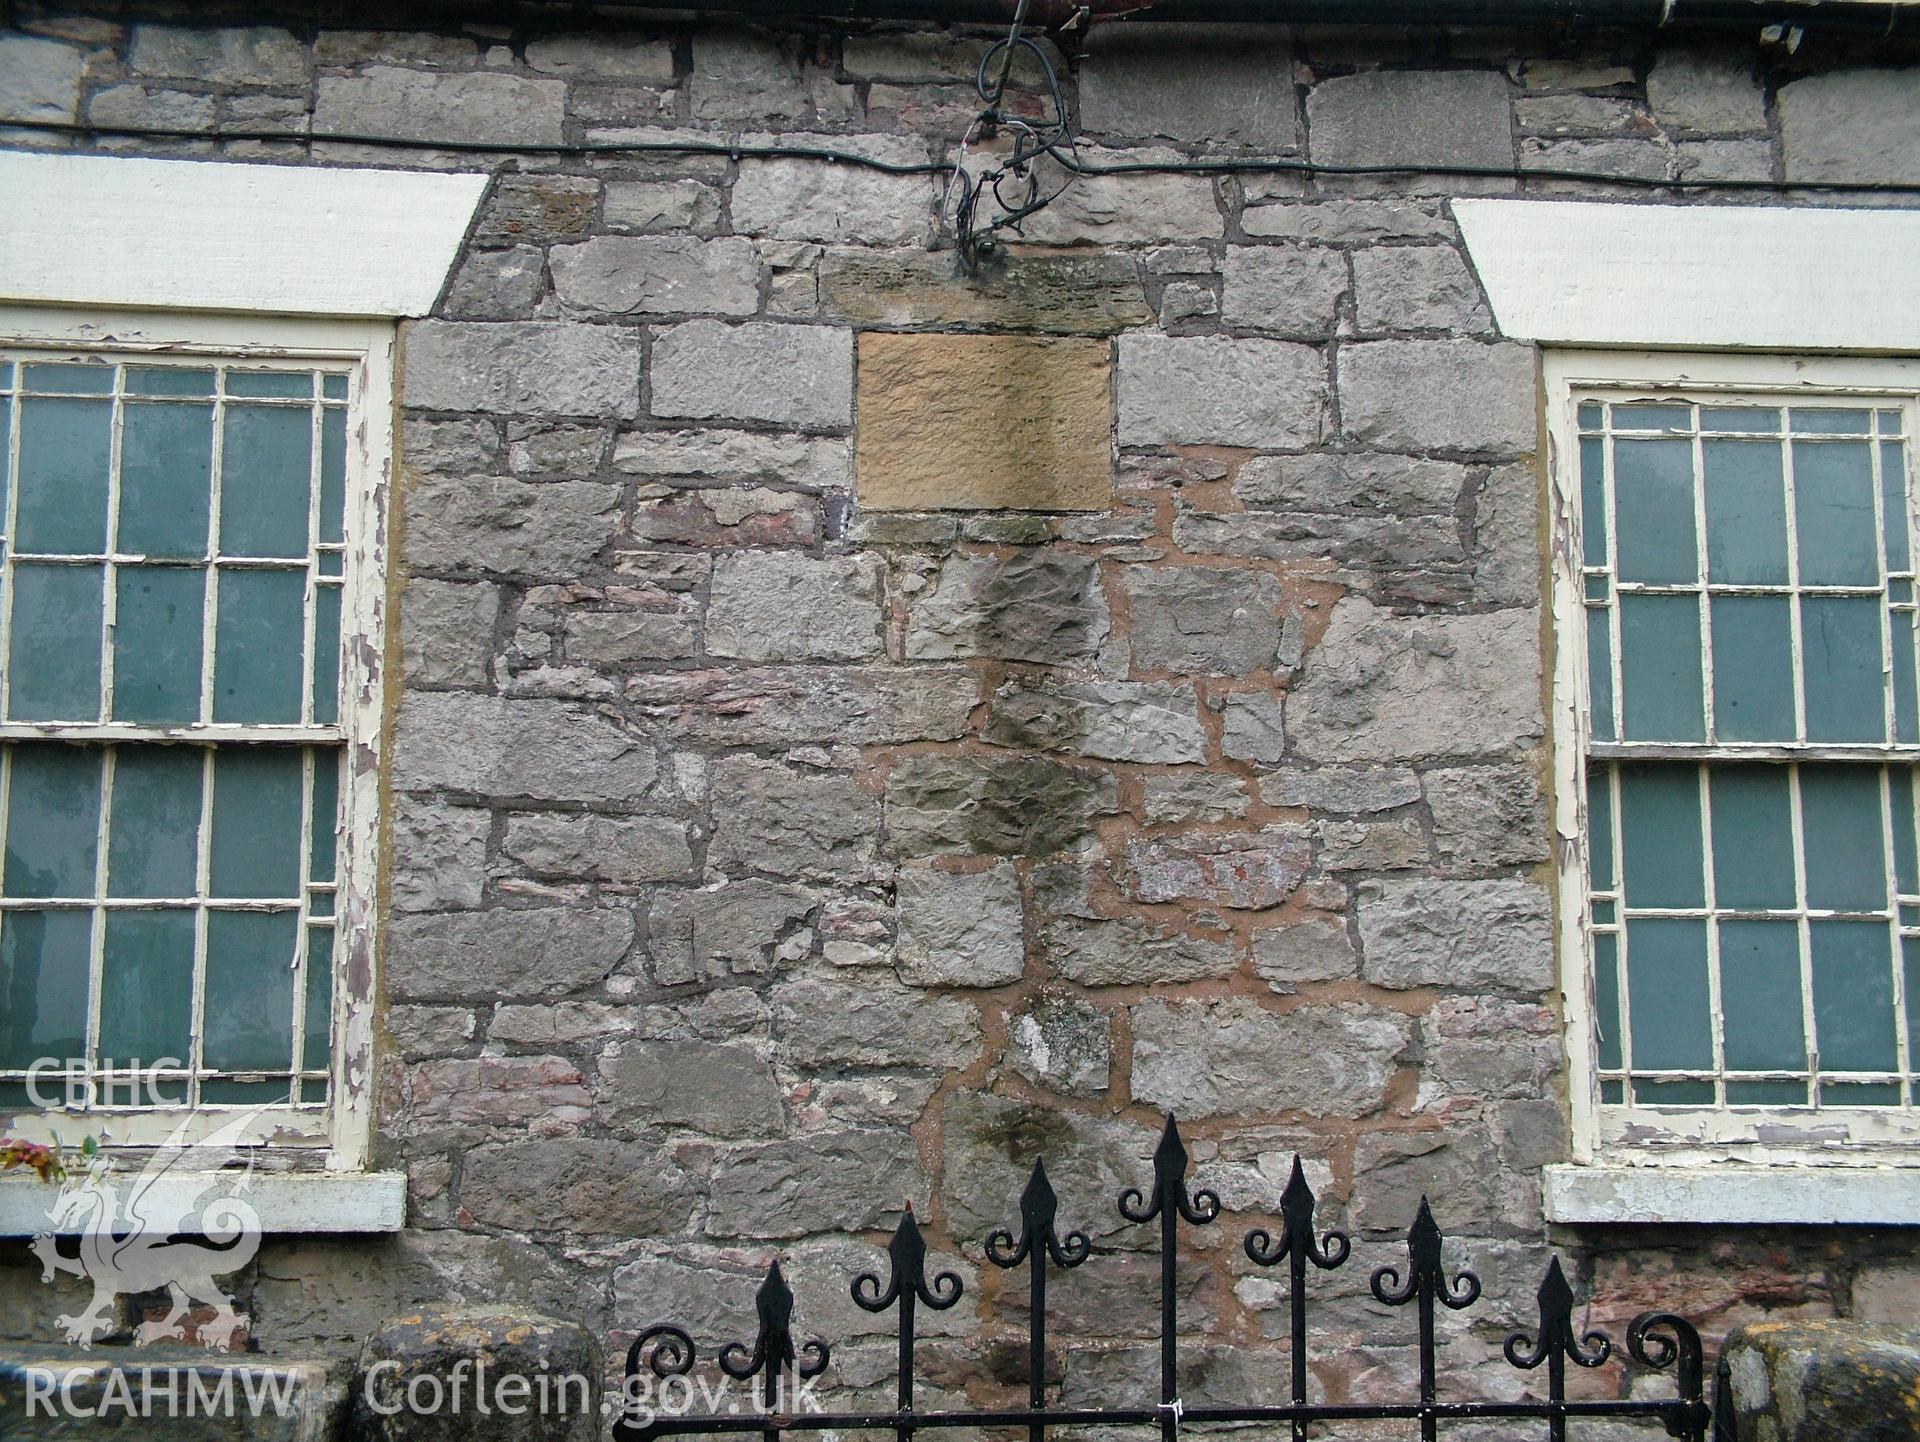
[2,0,1918,1424]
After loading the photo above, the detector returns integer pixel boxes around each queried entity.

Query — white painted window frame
[1546,349,1920,1172]
[0,306,389,1179]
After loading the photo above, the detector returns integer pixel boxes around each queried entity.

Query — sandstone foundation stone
[858,333,1112,512]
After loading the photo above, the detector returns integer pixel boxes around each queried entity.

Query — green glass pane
[1710,595,1795,741]
[7,563,102,722]
[1613,438,1698,584]
[308,890,334,919]
[1700,407,1779,435]
[1577,401,1602,430]
[119,402,213,559]
[1579,436,1608,569]
[1791,408,1872,435]
[201,1078,292,1105]
[1620,593,1705,742]
[0,1082,32,1111]
[322,375,348,402]
[319,408,346,547]
[1793,440,1879,586]
[1801,596,1886,743]
[317,551,344,579]
[1906,936,1920,1077]
[1619,762,1705,909]
[1587,608,1616,741]
[309,750,338,885]
[3,746,101,898]
[125,367,214,399]
[15,397,111,555]
[0,910,92,1068]
[1614,403,1691,432]
[203,909,297,1072]
[0,361,12,389]
[1800,764,1889,912]
[226,370,312,399]
[1809,920,1897,1071]
[1822,1080,1902,1106]
[311,584,340,726]
[1718,919,1805,1071]
[219,405,311,559]
[1879,410,1905,437]
[1592,897,1616,924]
[106,747,202,899]
[1895,769,1919,895]
[1626,921,1714,1076]
[1880,440,1910,573]
[1709,765,1796,910]
[1634,1079,1715,1105]
[1594,929,1622,1071]
[209,747,303,900]
[22,363,112,395]
[1894,610,1918,744]
[302,925,333,1074]
[1726,1080,1806,1104]
[1587,768,1616,891]
[99,909,195,1067]
[1702,439,1788,584]
[111,566,204,725]
[0,396,11,536]
[212,568,304,723]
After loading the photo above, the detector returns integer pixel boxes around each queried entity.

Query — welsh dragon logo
[29,1109,264,1350]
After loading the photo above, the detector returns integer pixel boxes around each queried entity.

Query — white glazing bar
[200,369,226,728]
[302,384,322,728]
[1782,427,1809,745]
[1690,406,1718,746]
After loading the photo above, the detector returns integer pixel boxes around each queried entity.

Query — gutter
[596,0,1916,30]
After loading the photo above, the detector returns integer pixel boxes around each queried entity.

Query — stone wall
[3,0,1920,1423]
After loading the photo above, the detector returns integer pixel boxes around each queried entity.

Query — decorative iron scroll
[616,1114,1714,1442]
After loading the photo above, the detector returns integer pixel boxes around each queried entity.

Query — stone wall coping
[0,1170,406,1236]
[1545,1163,1920,1226]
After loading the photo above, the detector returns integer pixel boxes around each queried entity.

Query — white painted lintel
[1546,1164,1920,1226]
[1454,199,1920,352]
[0,152,487,317]
[0,1171,407,1236]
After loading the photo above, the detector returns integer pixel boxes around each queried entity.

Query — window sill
[0,1170,405,1236]
[1545,1163,1920,1225]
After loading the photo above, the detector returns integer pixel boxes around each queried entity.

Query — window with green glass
[0,354,351,1118]
[1578,393,1920,1115]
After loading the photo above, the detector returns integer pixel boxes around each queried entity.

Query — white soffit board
[0,152,488,317]
[1455,199,1920,352]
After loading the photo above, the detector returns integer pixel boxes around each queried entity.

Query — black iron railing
[616,1115,1714,1442]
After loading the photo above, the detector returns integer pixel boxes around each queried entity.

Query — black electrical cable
[9,117,1920,196]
